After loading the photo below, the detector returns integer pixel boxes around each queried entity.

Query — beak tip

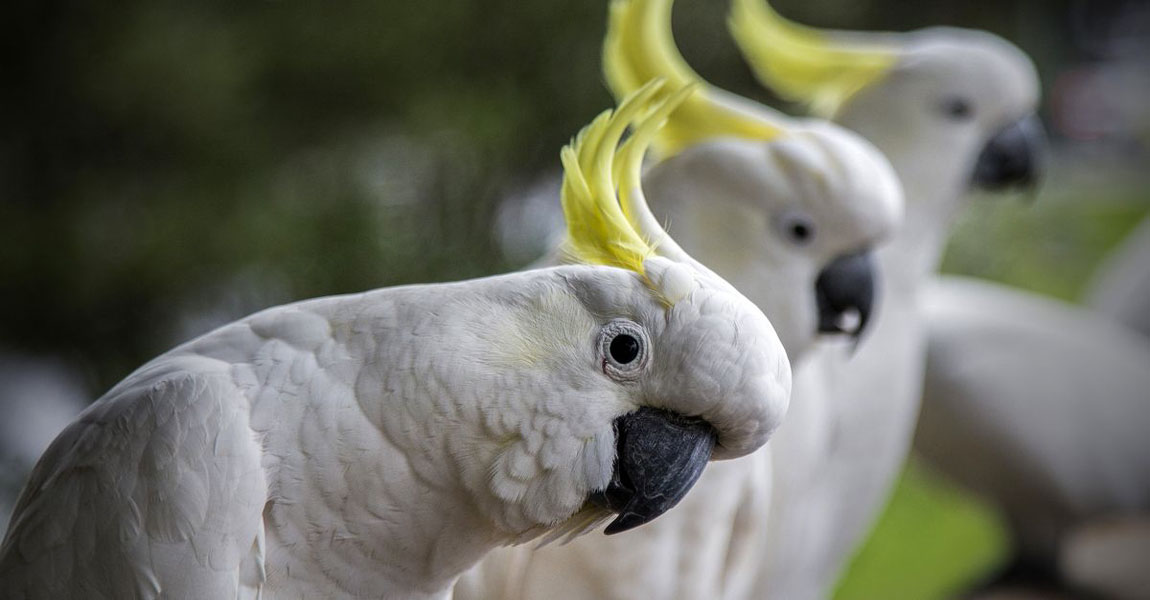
[971,114,1046,193]
[603,513,644,535]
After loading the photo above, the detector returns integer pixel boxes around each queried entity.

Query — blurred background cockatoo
[734,1,1150,599]
[919,276,1150,600]
[0,85,796,599]
[730,1,1046,597]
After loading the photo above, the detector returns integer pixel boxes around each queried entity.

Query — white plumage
[0,88,794,599]
[918,277,1150,599]
[731,2,1150,596]
[730,1,1046,596]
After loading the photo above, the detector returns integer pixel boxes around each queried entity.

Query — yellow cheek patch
[729,0,899,117]
[486,291,596,368]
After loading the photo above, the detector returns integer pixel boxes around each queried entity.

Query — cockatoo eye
[599,319,649,380]
[610,335,640,364]
[940,96,975,121]
[776,211,816,247]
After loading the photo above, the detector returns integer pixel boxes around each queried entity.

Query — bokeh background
[2,0,1147,597]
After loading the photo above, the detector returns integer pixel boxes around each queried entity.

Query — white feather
[917,276,1150,594]
[1,261,789,599]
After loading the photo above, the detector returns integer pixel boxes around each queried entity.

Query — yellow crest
[603,0,783,157]
[729,0,899,117]
[560,80,692,278]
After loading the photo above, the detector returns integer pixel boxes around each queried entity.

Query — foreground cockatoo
[730,1,1044,597]
[1087,214,1150,338]
[454,1,902,598]
[0,83,796,600]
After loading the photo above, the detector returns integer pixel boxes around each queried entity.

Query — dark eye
[609,334,640,364]
[940,96,974,120]
[777,212,816,246]
[790,222,813,242]
[599,320,648,379]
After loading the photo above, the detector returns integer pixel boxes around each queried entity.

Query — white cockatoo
[0,83,796,600]
[455,1,903,598]
[917,276,1150,600]
[733,3,1150,597]
[1087,214,1150,338]
[730,1,1044,597]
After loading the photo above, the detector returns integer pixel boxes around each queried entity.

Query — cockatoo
[730,1,1043,597]
[1087,214,1150,338]
[0,83,795,600]
[454,1,902,598]
[917,277,1150,600]
[733,3,1150,597]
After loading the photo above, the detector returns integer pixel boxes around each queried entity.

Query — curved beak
[590,407,716,535]
[971,115,1045,193]
[816,250,877,342]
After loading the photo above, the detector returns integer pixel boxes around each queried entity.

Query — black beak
[816,250,876,341]
[590,407,716,535]
[971,115,1045,192]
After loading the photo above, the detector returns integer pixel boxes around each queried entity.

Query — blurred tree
[0,0,618,389]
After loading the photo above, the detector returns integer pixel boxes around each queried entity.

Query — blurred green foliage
[945,177,1150,302]
[2,0,618,388]
[835,462,1011,600]
[0,0,1074,390]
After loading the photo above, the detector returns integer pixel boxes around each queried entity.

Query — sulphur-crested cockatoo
[733,3,1150,596]
[1087,214,1150,338]
[730,1,1043,597]
[455,1,902,598]
[0,83,795,600]
[917,276,1150,600]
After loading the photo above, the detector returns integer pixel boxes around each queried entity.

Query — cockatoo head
[730,0,1043,221]
[599,0,903,360]
[640,123,900,358]
[482,81,790,540]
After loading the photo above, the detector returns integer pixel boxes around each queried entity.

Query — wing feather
[0,360,267,599]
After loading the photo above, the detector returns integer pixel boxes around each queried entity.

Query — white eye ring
[776,211,816,246]
[598,320,650,381]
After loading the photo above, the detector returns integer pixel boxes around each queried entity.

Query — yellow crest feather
[614,85,694,227]
[729,0,900,117]
[560,80,691,276]
[603,0,783,157]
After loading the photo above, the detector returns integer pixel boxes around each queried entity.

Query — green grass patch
[833,463,1009,600]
